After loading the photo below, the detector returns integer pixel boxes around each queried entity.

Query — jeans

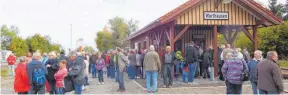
[8,65,15,76]
[188,63,197,82]
[74,84,83,94]
[250,81,258,94]
[107,66,111,78]
[48,80,56,94]
[226,81,242,94]
[109,65,115,79]
[146,71,158,92]
[56,87,64,94]
[118,71,125,89]
[182,71,188,83]
[163,64,173,86]
[28,85,45,94]
[129,65,136,80]
[175,63,181,74]
[91,64,97,78]
[115,67,119,82]
[259,89,279,94]
[98,70,104,82]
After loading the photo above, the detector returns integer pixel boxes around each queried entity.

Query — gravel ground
[2,72,288,94]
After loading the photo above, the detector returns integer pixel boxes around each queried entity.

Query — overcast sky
[0,0,286,51]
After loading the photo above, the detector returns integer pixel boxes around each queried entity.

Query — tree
[95,27,113,52]
[1,25,19,50]
[127,19,139,36]
[49,44,61,53]
[284,0,288,21]
[26,34,50,53]
[108,17,139,48]
[84,46,94,53]
[268,0,285,18]
[9,36,28,56]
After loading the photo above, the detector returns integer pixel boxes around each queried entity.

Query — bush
[279,60,288,68]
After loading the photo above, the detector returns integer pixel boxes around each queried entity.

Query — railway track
[281,68,288,79]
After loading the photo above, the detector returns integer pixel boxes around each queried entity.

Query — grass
[279,60,288,68]
[1,67,8,78]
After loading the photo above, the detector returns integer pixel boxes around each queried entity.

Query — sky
[0,0,286,51]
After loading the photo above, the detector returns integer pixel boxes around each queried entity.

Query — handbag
[241,61,249,81]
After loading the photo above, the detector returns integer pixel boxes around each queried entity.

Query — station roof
[127,0,284,40]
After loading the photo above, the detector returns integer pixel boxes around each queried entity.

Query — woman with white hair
[247,50,263,94]
[45,51,59,94]
[222,51,248,94]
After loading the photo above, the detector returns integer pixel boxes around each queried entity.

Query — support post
[170,23,175,50]
[213,25,219,77]
[253,25,258,51]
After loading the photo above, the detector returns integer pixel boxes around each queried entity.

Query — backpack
[32,64,46,89]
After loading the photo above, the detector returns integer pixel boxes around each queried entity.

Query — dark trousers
[85,76,89,86]
[219,60,224,81]
[18,92,28,94]
[48,80,56,94]
[202,66,209,78]
[98,70,104,82]
[109,65,115,78]
[163,64,173,86]
[226,81,242,94]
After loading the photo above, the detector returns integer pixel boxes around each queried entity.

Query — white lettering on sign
[204,12,229,20]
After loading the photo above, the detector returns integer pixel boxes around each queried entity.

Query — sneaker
[120,89,126,92]
[98,83,101,85]
[163,85,167,88]
[152,89,158,93]
[168,85,172,88]
[101,82,105,85]
[192,82,198,84]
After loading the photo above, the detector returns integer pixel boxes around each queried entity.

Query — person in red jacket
[54,60,68,94]
[14,56,30,94]
[7,53,16,76]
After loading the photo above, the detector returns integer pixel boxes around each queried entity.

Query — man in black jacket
[162,46,176,88]
[185,41,198,84]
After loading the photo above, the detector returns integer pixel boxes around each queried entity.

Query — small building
[127,0,283,76]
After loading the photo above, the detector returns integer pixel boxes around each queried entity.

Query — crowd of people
[8,40,284,94]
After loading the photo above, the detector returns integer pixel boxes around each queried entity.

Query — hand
[69,68,72,71]
[46,64,51,67]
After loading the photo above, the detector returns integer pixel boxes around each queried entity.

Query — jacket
[162,52,176,65]
[257,59,284,92]
[7,55,16,65]
[27,59,48,85]
[54,68,67,87]
[185,45,198,63]
[116,52,130,72]
[128,54,137,66]
[143,51,161,72]
[68,57,86,85]
[200,50,213,68]
[105,55,110,65]
[14,62,30,92]
[136,54,143,66]
[109,55,115,66]
[45,58,59,81]
[247,58,262,82]
[221,58,248,85]
[95,58,105,70]
[59,54,69,62]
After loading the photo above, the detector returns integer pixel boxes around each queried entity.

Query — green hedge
[279,60,288,68]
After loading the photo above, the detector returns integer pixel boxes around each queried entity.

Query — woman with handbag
[221,51,248,94]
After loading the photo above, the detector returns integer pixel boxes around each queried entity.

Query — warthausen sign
[204,12,229,20]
